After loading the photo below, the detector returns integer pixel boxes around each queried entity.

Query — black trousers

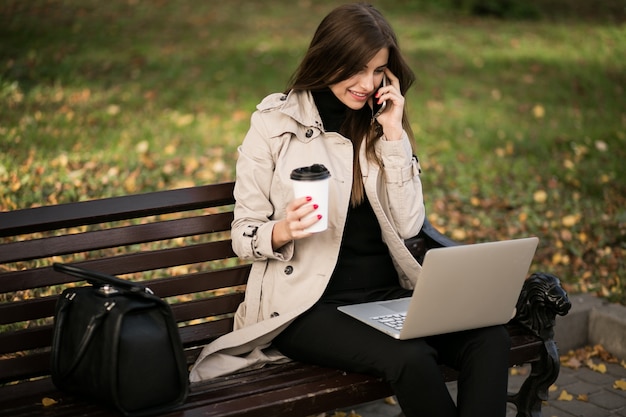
[273,287,511,417]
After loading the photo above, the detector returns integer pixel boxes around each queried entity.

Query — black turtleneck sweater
[311,89,399,296]
[312,88,346,133]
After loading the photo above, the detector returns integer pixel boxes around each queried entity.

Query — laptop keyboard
[371,312,406,330]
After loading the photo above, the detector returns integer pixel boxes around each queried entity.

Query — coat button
[305,129,313,138]
[280,95,287,101]
[270,312,280,318]
[284,265,293,275]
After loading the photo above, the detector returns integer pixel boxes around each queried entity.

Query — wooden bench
[0,182,572,417]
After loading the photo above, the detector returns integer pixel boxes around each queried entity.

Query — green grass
[1,0,624,303]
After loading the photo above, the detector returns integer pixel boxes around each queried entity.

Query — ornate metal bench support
[508,272,572,417]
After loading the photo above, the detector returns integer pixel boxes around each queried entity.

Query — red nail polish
[313,204,319,209]
[317,214,322,220]
[306,196,312,201]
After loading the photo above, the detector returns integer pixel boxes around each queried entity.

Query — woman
[190,4,510,416]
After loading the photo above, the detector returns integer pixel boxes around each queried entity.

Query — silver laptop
[338,237,539,339]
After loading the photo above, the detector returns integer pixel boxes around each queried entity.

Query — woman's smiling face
[329,48,389,111]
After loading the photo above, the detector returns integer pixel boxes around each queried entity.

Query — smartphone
[372,74,387,119]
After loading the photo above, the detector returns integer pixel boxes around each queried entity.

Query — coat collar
[256,90,325,142]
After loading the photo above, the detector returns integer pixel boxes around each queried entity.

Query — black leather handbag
[50,263,188,416]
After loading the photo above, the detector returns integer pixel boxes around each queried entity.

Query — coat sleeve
[377,132,425,239]
[231,111,295,261]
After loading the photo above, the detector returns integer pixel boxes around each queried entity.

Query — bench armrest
[404,217,460,264]
[509,272,571,413]
[514,272,571,341]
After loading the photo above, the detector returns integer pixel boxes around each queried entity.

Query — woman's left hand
[374,68,405,141]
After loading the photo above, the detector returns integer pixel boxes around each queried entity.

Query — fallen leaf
[557,390,573,401]
[562,214,579,227]
[586,359,607,374]
[593,344,618,363]
[451,228,467,240]
[384,396,398,405]
[329,412,362,417]
[532,104,545,118]
[42,397,58,407]
[107,104,120,115]
[577,394,589,402]
[595,140,608,152]
[136,140,149,154]
[614,379,626,391]
[172,112,194,127]
[533,190,548,204]
[510,366,529,376]
[563,356,582,369]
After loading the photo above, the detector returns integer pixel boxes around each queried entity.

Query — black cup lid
[290,164,331,180]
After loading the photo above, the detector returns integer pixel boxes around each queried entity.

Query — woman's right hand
[271,196,321,250]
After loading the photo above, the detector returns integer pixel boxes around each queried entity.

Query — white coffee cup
[290,164,331,233]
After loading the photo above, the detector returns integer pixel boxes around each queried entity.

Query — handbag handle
[53,263,154,295]
[54,298,111,379]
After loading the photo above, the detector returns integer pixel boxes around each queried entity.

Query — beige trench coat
[189,90,425,382]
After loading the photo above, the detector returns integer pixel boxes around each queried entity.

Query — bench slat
[64,241,238,276]
[0,213,233,263]
[0,321,233,384]
[171,293,244,323]
[150,265,251,297]
[0,316,238,360]
[0,183,236,238]
[0,324,54,354]
[182,363,392,417]
[0,351,50,384]
[0,296,57,326]
[0,376,119,417]
[0,266,249,326]
[0,292,243,354]
[179,320,234,350]
[0,240,236,293]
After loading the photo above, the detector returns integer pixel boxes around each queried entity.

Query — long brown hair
[287,3,416,206]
